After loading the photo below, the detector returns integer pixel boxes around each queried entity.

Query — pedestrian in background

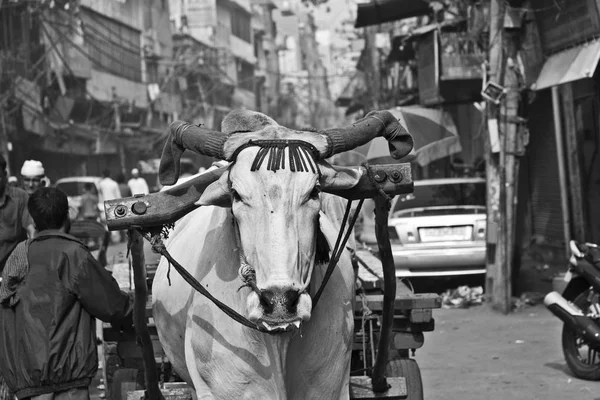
[127,168,149,195]
[98,170,121,244]
[98,169,121,202]
[114,173,131,243]
[20,160,50,195]
[0,155,34,272]
[0,187,134,400]
[78,183,99,221]
[116,173,131,198]
[0,156,34,400]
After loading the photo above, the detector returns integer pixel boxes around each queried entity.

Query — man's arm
[21,204,35,239]
[69,251,134,324]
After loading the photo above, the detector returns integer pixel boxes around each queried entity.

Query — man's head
[131,168,140,178]
[28,187,70,232]
[21,160,46,195]
[102,169,111,179]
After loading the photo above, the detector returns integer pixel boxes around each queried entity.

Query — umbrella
[336,106,462,167]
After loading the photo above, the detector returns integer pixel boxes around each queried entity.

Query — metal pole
[551,86,571,255]
[370,196,395,393]
[129,229,164,400]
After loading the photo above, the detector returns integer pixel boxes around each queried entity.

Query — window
[231,8,251,43]
[81,8,142,82]
[392,180,486,217]
[237,60,254,91]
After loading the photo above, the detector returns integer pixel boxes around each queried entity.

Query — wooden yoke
[104,163,413,231]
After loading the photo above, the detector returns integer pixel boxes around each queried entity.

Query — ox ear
[318,161,363,190]
[195,170,232,207]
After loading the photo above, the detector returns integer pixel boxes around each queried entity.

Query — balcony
[414,21,487,105]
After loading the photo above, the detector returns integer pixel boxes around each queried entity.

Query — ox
[152,110,412,399]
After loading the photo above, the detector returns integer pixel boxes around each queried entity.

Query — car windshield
[393,181,486,216]
[56,182,98,197]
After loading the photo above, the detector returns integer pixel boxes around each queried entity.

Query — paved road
[416,304,600,400]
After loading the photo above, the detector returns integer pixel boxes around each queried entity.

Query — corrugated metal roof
[354,0,431,28]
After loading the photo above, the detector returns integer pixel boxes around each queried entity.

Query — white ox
[152,110,412,399]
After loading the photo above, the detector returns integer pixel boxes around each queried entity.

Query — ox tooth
[262,321,273,331]
[293,320,301,329]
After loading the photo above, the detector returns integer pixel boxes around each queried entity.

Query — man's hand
[111,311,135,333]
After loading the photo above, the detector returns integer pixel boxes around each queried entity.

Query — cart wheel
[109,368,139,400]
[386,358,423,400]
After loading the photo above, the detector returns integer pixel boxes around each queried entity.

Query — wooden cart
[101,163,441,400]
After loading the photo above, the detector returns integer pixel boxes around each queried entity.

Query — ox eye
[309,186,321,200]
[231,189,242,202]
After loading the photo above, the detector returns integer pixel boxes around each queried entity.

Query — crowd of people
[0,156,137,400]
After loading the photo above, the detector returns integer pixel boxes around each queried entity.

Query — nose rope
[232,217,263,297]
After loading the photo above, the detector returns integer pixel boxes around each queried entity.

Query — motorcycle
[544,240,600,380]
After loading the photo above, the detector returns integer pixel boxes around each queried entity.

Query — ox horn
[320,110,414,160]
[159,121,229,186]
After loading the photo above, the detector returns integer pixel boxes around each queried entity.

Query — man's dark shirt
[0,231,133,399]
[0,186,30,271]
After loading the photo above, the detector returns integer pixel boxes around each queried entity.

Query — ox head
[158,110,413,333]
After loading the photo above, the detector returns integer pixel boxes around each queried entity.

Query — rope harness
[135,145,387,334]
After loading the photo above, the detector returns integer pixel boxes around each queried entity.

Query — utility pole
[486,0,508,313]
[363,25,381,110]
[485,0,522,314]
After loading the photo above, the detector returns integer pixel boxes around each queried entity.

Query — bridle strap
[312,198,364,309]
[141,232,264,332]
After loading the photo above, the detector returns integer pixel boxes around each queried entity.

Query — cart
[101,163,441,400]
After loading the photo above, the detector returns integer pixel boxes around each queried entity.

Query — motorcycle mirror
[570,240,584,258]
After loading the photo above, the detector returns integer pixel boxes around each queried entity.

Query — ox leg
[286,262,354,400]
[184,322,214,400]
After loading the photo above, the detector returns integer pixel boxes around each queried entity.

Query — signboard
[532,0,600,54]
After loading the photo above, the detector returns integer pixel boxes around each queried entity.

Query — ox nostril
[259,290,275,313]
[258,289,301,315]
[284,290,300,312]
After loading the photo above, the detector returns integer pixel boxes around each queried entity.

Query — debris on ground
[441,286,484,309]
[512,291,546,311]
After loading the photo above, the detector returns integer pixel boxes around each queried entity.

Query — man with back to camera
[0,187,134,400]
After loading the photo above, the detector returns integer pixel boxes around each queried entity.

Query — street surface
[417,305,600,400]
[103,243,600,399]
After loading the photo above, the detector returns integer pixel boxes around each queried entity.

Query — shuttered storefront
[526,90,565,246]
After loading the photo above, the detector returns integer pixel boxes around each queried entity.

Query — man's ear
[195,170,232,207]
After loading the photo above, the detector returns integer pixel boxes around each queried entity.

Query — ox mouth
[258,319,301,333]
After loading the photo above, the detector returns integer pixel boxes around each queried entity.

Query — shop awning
[533,40,600,91]
[355,0,431,28]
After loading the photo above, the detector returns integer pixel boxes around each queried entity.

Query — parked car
[388,177,487,278]
[55,176,104,221]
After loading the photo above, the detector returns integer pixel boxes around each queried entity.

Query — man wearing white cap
[20,160,50,195]
[127,168,149,195]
